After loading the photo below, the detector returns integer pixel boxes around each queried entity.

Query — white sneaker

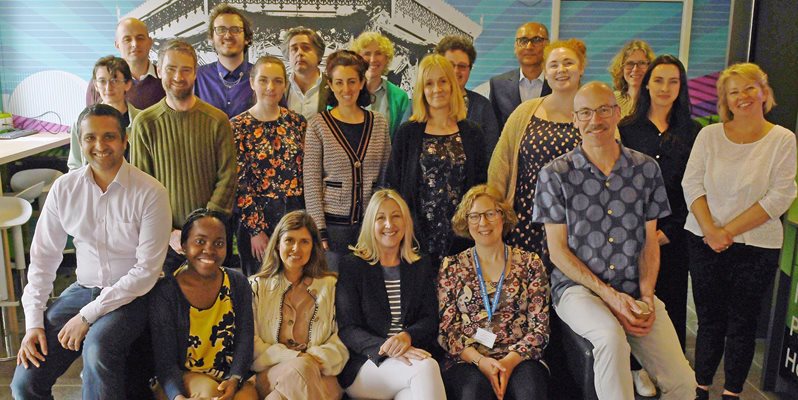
[632,369,657,397]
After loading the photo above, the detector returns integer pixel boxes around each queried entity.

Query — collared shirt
[287,72,323,120]
[21,162,172,329]
[366,77,391,122]
[519,69,545,102]
[195,60,254,118]
[531,143,671,305]
[139,60,159,81]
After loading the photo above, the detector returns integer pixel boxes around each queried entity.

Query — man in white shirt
[281,26,330,119]
[11,104,171,399]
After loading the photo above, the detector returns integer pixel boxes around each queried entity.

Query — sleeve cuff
[79,302,101,325]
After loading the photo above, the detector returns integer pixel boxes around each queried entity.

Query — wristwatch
[80,314,92,326]
[472,355,483,367]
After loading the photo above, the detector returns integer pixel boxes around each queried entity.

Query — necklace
[219,70,244,90]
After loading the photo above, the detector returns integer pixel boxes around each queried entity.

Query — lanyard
[473,245,508,322]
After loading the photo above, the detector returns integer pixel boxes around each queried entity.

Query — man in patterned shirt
[532,82,695,399]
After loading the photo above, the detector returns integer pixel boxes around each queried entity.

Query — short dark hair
[207,3,253,54]
[92,55,132,82]
[435,35,477,66]
[325,50,371,108]
[281,26,326,61]
[180,208,229,247]
[77,104,126,141]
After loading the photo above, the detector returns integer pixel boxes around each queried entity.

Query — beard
[167,81,194,101]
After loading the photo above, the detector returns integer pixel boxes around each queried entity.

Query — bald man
[86,18,165,109]
[489,22,552,132]
[532,83,695,399]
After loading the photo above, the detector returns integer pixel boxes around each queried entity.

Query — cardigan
[130,98,237,228]
[150,267,253,400]
[67,103,140,171]
[249,274,349,375]
[335,253,439,388]
[304,110,391,238]
[466,89,500,159]
[386,119,488,256]
[487,97,545,207]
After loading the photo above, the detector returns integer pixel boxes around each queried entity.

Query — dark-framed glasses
[574,105,619,121]
[467,209,503,224]
[213,26,244,35]
[624,60,650,70]
[515,36,547,47]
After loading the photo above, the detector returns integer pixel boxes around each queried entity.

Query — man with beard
[195,3,254,118]
[489,22,552,132]
[281,26,330,119]
[86,18,165,110]
[532,82,695,399]
[130,39,236,273]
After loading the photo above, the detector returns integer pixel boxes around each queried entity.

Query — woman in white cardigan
[249,210,348,399]
[683,63,797,400]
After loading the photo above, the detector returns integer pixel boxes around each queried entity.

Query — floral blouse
[232,108,306,236]
[437,246,550,370]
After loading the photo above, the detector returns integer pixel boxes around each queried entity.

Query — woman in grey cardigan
[304,50,391,271]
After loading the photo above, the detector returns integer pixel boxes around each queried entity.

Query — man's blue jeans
[11,282,149,400]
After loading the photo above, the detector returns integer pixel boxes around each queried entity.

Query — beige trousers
[255,356,343,400]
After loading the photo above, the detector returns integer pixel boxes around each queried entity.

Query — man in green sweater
[130,39,236,272]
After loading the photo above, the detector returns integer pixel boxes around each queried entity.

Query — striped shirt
[382,265,402,336]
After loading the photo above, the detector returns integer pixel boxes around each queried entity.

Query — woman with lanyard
[438,184,550,400]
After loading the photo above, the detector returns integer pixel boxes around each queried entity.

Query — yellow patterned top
[177,265,236,379]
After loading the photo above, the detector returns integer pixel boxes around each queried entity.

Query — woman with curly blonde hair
[608,40,655,116]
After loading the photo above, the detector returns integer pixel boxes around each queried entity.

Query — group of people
[9,3,797,400]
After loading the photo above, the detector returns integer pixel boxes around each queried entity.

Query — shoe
[632,369,657,397]
[695,387,709,400]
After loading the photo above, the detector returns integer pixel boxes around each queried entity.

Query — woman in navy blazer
[336,189,446,399]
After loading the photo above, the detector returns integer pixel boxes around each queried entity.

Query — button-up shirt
[366,77,391,122]
[519,69,545,102]
[195,60,254,118]
[532,143,671,305]
[21,162,172,329]
[287,72,323,120]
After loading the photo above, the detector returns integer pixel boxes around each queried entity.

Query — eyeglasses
[624,60,650,70]
[574,105,619,121]
[466,209,503,224]
[213,26,244,36]
[515,36,547,47]
[450,62,471,71]
[95,78,126,86]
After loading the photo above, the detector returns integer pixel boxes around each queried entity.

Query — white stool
[0,197,34,361]
[10,168,62,208]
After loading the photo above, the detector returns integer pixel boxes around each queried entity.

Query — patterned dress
[416,133,467,265]
[231,107,306,237]
[508,116,580,261]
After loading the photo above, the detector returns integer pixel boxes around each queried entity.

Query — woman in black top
[619,54,700,349]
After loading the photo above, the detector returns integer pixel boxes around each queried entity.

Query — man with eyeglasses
[86,18,165,110]
[436,35,500,158]
[195,3,254,118]
[489,22,552,132]
[532,82,695,399]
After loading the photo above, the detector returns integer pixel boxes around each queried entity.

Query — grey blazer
[488,69,551,131]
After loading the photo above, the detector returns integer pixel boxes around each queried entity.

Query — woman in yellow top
[150,209,257,400]
[250,210,348,399]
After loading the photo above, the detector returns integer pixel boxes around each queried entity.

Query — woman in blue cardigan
[150,209,257,400]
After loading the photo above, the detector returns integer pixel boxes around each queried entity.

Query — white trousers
[346,357,447,400]
[556,285,696,400]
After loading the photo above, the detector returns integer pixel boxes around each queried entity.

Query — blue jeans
[11,282,149,400]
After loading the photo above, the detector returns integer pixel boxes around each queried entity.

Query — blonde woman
[336,189,446,399]
[684,63,796,400]
[250,210,347,399]
[386,54,487,269]
[350,31,410,138]
[608,40,655,117]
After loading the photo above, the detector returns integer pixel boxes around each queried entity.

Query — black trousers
[687,233,779,393]
[442,360,549,400]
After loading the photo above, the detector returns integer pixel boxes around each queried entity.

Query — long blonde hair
[409,54,466,123]
[349,189,421,265]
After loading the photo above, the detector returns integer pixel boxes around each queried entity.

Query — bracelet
[472,355,483,367]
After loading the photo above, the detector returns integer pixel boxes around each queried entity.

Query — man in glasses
[532,82,695,399]
[195,3,254,118]
[489,22,552,132]
[436,35,500,158]
[86,18,165,110]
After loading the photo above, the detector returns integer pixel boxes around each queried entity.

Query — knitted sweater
[304,110,391,238]
[130,98,236,228]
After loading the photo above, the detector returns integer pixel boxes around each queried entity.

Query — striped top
[382,265,402,336]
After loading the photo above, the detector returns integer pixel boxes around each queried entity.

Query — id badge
[474,327,497,349]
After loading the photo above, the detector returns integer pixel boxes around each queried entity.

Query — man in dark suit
[489,22,551,131]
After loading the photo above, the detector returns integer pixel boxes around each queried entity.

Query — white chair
[0,197,33,361]
[9,168,62,207]
[8,181,45,204]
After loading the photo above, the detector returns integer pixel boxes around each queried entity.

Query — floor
[0,270,788,399]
